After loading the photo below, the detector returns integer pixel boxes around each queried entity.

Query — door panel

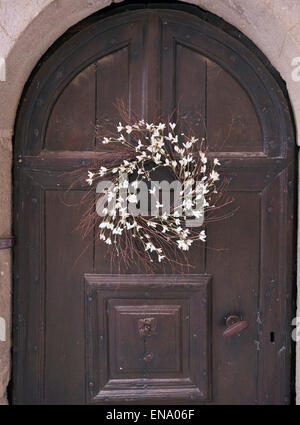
[206,191,260,404]
[13,6,295,405]
[44,190,93,404]
[45,64,96,151]
[85,274,211,403]
[206,59,263,153]
[174,44,207,136]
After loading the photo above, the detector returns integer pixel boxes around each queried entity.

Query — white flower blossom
[193,209,203,219]
[157,123,166,131]
[199,230,206,242]
[154,153,162,164]
[118,135,126,142]
[127,194,137,203]
[99,166,107,177]
[210,170,219,181]
[200,152,207,164]
[183,141,193,149]
[183,199,193,210]
[120,180,129,189]
[145,242,156,252]
[113,227,123,235]
[126,222,135,230]
[174,146,185,155]
[99,221,109,229]
[177,239,192,251]
[136,140,143,151]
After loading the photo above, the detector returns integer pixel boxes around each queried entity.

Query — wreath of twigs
[76,106,235,273]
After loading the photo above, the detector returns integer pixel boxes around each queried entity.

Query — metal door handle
[222,315,248,337]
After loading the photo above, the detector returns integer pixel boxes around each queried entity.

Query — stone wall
[0,0,299,404]
[0,134,12,405]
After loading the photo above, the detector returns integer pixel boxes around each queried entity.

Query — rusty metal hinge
[0,238,14,250]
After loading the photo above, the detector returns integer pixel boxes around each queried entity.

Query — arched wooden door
[13,4,296,405]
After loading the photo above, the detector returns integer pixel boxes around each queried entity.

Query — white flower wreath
[86,120,223,270]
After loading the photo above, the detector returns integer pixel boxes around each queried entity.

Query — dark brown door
[13,5,296,405]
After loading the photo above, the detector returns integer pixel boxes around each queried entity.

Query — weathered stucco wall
[0,0,299,404]
[0,133,11,405]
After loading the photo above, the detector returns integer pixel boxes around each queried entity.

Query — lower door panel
[85,274,212,404]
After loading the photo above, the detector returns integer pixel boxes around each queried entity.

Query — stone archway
[0,0,299,404]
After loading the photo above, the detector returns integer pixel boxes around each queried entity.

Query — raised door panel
[44,64,96,151]
[160,13,281,156]
[85,274,211,403]
[24,17,146,155]
[206,58,262,153]
[95,47,130,142]
[174,43,207,136]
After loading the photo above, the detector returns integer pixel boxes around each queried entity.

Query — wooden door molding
[13,5,296,405]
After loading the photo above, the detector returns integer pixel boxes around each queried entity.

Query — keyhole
[270,332,275,343]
